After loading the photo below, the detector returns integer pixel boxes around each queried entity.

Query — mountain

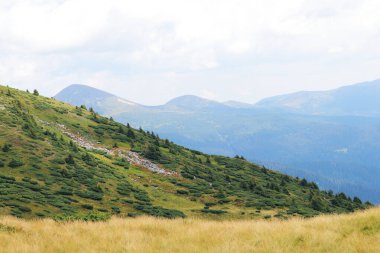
[2,85,366,219]
[54,80,380,204]
[256,79,380,116]
[55,84,143,115]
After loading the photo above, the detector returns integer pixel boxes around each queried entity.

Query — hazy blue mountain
[256,79,380,116]
[55,84,143,115]
[55,80,380,203]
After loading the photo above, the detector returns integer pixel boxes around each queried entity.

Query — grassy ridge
[0,207,379,253]
[0,85,370,219]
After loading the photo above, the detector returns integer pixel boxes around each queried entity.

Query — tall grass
[0,207,379,253]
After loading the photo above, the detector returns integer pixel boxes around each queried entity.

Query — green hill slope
[0,85,370,220]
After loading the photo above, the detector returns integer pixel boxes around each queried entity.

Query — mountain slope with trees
[54,81,380,204]
[0,85,370,220]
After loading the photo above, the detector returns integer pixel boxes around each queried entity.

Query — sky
[1,0,380,105]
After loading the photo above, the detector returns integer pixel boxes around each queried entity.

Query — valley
[55,80,380,204]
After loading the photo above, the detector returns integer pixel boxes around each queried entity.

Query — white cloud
[0,0,380,104]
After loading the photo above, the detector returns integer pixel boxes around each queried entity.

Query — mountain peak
[55,84,115,101]
[54,84,139,115]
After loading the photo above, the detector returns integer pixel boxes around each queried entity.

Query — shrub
[134,204,185,219]
[51,158,65,164]
[18,206,32,213]
[8,159,24,168]
[2,144,11,152]
[76,191,103,201]
[176,190,189,195]
[201,209,227,215]
[65,154,75,165]
[81,204,94,210]
[117,183,132,196]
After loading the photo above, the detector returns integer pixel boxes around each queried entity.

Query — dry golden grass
[0,207,379,253]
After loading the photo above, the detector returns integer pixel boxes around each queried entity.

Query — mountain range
[55,79,380,204]
[1,84,366,219]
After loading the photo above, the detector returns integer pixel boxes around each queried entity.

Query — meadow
[0,207,379,253]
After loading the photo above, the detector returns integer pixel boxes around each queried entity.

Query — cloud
[0,0,109,52]
[0,0,380,104]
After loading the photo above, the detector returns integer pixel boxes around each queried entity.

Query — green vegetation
[0,85,371,220]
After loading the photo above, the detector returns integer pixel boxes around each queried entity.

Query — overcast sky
[1,0,380,105]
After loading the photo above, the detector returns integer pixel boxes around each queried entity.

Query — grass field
[0,207,379,253]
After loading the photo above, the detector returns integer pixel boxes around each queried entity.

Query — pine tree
[118,126,125,134]
[65,154,75,164]
[143,144,161,160]
[353,197,362,205]
[127,129,135,138]
[33,89,39,96]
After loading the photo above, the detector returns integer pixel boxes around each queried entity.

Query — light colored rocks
[116,150,175,176]
[51,122,175,176]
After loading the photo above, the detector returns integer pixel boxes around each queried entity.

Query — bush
[65,154,75,165]
[76,191,103,201]
[201,209,227,215]
[111,207,121,214]
[81,204,93,210]
[176,190,189,195]
[18,206,32,213]
[8,159,24,168]
[2,144,11,152]
[116,183,132,196]
[134,204,185,219]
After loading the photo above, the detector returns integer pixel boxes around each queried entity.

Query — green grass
[0,85,371,220]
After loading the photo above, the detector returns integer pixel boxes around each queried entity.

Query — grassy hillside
[0,85,370,220]
[0,207,379,253]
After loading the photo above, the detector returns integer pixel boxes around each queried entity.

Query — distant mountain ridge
[256,79,380,116]
[56,79,380,116]
[54,79,380,204]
